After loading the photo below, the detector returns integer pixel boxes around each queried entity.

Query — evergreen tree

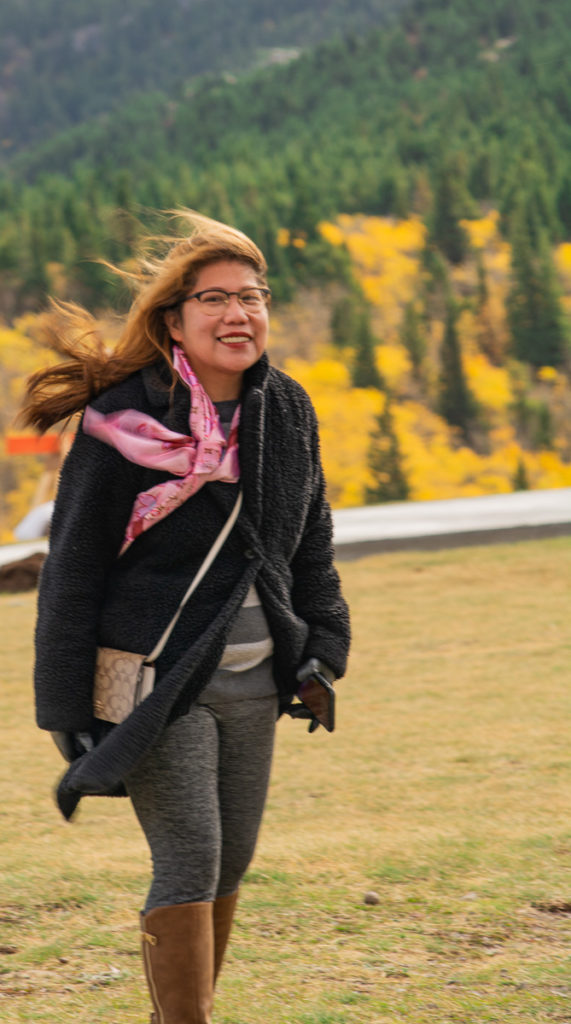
[507,212,568,367]
[365,398,409,503]
[476,251,488,311]
[287,165,321,241]
[438,300,476,440]
[429,156,470,265]
[501,167,560,248]
[378,167,410,218]
[557,173,571,237]
[513,457,530,491]
[400,301,426,378]
[351,308,383,389]
[330,293,361,349]
[534,401,554,448]
[20,215,51,304]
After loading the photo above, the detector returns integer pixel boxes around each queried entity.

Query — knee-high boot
[213,890,239,985]
[141,901,214,1024]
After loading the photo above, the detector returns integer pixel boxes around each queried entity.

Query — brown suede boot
[141,901,214,1024]
[212,890,239,985]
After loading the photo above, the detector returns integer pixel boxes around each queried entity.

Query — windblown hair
[19,211,268,432]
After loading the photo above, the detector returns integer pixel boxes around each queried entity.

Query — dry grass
[1,536,570,1022]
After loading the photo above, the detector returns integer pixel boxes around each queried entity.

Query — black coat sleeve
[288,406,350,680]
[34,421,141,731]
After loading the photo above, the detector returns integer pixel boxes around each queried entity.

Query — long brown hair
[19,211,268,432]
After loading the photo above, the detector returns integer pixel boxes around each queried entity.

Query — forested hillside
[1,0,570,535]
[0,0,407,155]
[1,0,570,312]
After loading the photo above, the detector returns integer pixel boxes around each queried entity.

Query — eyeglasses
[184,287,271,315]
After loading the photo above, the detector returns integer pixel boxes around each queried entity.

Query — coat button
[244,548,255,559]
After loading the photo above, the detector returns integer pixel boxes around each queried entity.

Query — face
[165,260,269,400]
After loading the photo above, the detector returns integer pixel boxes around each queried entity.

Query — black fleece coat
[35,353,350,818]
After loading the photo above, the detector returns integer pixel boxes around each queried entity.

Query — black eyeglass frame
[184,287,271,307]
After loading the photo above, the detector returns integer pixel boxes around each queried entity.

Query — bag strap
[146,489,243,663]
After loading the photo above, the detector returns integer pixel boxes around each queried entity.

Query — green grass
[1,536,571,1021]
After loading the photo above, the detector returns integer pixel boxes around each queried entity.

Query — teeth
[219,336,250,344]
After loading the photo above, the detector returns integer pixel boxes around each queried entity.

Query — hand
[285,702,321,733]
[51,731,95,763]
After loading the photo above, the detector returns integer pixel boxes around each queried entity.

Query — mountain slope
[0,0,408,157]
[0,0,570,320]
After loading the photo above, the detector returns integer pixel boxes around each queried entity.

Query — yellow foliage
[389,399,571,501]
[464,352,513,414]
[275,228,306,248]
[321,215,426,333]
[393,404,513,500]
[537,365,558,383]
[285,356,351,391]
[555,242,571,276]
[460,210,500,249]
[1,213,571,531]
[0,322,55,417]
[375,344,411,391]
[283,356,384,507]
[311,211,571,503]
[391,219,427,251]
[319,222,344,247]
[533,451,571,488]
[486,239,512,276]
[0,321,60,536]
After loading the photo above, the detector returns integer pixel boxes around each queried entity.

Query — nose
[222,295,249,322]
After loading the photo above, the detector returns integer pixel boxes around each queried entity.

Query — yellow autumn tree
[283,356,383,507]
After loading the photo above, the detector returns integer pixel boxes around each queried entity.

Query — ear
[164,308,184,343]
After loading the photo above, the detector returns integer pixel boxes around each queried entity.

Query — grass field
[1,536,570,1023]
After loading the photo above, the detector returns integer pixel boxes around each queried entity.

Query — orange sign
[5,434,61,456]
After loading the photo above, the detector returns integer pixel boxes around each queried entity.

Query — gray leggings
[125,695,278,912]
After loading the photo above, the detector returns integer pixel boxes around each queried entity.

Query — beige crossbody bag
[93,491,243,724]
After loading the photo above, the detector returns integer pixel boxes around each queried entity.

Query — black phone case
[297,671,335,732]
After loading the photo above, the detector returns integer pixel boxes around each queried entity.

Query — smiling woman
[18,210,350,1024]
[165,261,271,400]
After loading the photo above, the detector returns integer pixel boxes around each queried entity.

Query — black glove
[286,701,321,733]
[51,731,96,763]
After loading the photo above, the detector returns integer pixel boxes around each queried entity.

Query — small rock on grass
[363,891,380,906]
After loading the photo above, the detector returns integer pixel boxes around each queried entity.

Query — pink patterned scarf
[83,346,240,554]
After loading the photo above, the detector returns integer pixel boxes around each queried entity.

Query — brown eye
[199,291,227,307]
[239,289,266,309]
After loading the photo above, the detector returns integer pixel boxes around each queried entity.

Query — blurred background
[1,0,571,541]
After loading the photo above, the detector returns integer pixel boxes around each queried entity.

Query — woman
[22,212,350,1023]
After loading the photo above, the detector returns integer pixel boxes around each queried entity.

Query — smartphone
[297,671,335,732]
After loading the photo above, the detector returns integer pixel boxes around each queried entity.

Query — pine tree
[330,294,361,349]
[501,166,559,247]
[513,458,530,491]
[400,302,426,378]
[21,214,51,303]
[557,173,571,237]
[351,308,383,389]
[476,251,488,311]
[429,156,470,265]
[287,165,320,241]
[438,301,476,440]
[507,210,568,367]
[365,399,409,504]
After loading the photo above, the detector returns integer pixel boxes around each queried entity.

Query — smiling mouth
[217,334,252,345]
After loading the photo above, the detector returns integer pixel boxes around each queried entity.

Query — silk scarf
[83,346,240,554]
